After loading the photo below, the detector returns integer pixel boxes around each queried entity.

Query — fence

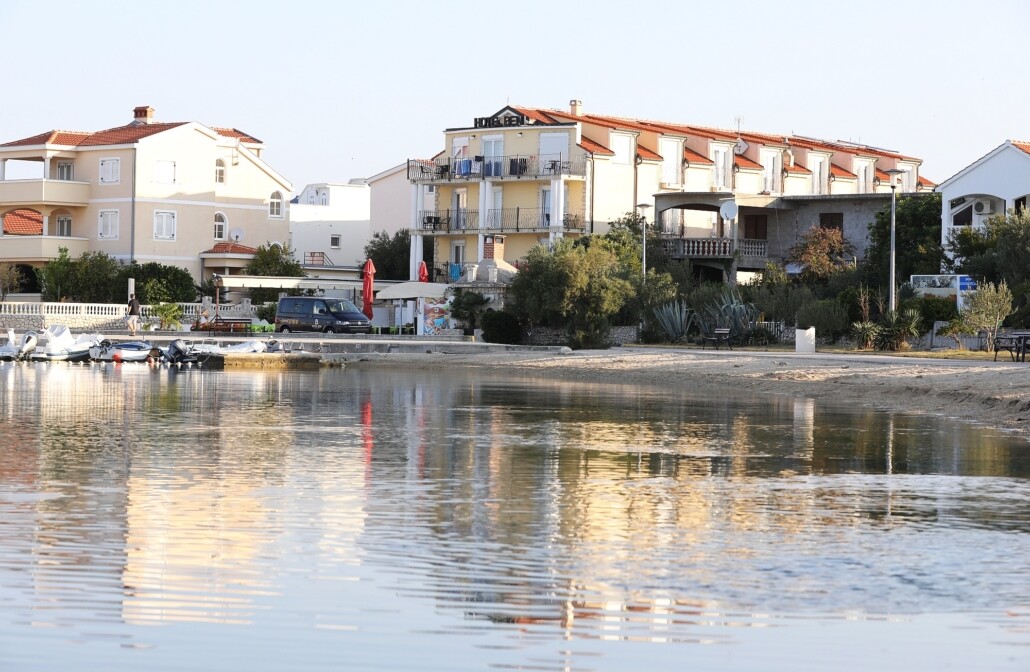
[0,301,259,332]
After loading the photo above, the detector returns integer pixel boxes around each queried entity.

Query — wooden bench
[194,315,253,334]
[994,334,1029,362]
[702,327,732,350]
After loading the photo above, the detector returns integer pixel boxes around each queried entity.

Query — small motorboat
[31,325,103,362]
[0,329,38,361]
[89,339,159,363]
[188,339,268,355]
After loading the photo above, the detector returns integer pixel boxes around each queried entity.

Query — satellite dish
[733,138,749,155]
[719,200,739,220]
[229,228,245,242]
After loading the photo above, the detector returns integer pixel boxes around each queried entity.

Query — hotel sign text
[473,113,526,129]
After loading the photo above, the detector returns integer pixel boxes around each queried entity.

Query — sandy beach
[347,347,1030,438]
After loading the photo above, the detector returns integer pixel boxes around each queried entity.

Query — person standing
[127,293,141,337]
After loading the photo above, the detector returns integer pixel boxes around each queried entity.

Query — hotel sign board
[473,113,527,129]
[911,274,977,309]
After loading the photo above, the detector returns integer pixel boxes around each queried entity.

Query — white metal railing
[0,301,259,320]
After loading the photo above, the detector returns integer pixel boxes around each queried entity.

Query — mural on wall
[421,299,450,336]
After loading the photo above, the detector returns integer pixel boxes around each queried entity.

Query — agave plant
[874,309,922,351]
[696,288,760,340]
[850,320,880,349]
[653,299,695,342]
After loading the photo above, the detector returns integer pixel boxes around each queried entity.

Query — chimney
[569,99,583,117]
[483,235,505,260]
[133,106,155,125]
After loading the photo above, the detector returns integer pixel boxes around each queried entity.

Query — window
[98,210,119,239]
[712,146,730,189]
[743,215,768,240]
[57,162,73,181]
[819,213,844,232]
[154,160,176,184]
[761,149,782,193]
[99,158,120,184]
[214,213,226,240]
[330,234,341,249]
[660,138,680,186]
[215,159,225,184]
[810,156,827,195]
[154,210,176,240]
[56,216,71,237]
[856,162,872,193]
[269,191,283,218]
[952,204,973,227]
[611,134,632,165]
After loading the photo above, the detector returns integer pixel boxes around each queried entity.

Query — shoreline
[345,347,1030,439]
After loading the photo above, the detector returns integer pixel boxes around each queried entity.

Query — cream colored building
[0,106,292,285]
[406,100,934,283]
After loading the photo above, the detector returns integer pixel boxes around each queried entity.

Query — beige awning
[375,282,450,300]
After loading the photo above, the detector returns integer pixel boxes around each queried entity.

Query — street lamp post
[636,203,651,284]
[884,168,904,313]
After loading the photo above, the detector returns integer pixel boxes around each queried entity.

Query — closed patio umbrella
[417,260,429,283]
[361,258,376,319]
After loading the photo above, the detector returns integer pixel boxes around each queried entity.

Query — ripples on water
[0,362,1027,671]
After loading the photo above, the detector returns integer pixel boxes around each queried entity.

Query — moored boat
[31,325,103,362]
[0,329,38,361]
[88,339,159,363]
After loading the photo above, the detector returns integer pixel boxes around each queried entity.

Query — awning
[375,282,450,300]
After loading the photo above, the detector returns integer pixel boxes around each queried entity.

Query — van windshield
[325,299,361,314]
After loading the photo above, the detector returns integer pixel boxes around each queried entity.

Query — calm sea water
[0,361,1027,671]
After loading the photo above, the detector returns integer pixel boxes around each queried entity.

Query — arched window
[214,213,226,240]
[215,159,225,184]
[269,191,283,218]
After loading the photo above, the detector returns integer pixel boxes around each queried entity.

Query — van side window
[290,301,304,312]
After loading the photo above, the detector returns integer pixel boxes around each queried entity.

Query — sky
[1,0,1027,190]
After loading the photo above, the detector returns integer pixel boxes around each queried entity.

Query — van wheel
[323,326,334,334]
[279,325,291,333]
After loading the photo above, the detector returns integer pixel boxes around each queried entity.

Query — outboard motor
[167,339,191,364]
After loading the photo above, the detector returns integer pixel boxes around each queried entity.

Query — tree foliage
[0,263,24,300]
[864,193,945,289]
[448,288,490,332]
[364,230,412,281]
[72,251,122,303]
[786,226,855,283]
[948,208,1030,287]
[119,262,197,304]
[245,243,305,303]
[507,238,634,349]
[960,280,1014,349]
[35,247,75,301]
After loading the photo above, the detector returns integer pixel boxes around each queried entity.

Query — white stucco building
[289,181,371,268]
[936,140,1030,252]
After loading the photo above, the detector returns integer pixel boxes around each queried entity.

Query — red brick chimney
[483,235,505,260]
[133,106,155,124]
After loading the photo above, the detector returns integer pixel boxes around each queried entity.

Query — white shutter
[100,159,120,184]
[99,210,119,238]
[154,160,175,184]
[154,211,176,240]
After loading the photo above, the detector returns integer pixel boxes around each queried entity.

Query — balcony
[417,209,584,235]
[659,237,768,261]
[0,235,91,262]
[0,179,91,207]
[407,153,587,184]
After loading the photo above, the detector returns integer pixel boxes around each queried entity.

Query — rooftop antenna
[734,116,743,136]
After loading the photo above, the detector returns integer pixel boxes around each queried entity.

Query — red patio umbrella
[417,260,429,283]
[361,258,376,318]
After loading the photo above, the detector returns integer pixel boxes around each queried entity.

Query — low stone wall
[522,325,638,347]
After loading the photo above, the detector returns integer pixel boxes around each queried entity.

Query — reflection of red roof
[202,242,258,255]
[2,209,42,235]
[1,122,260,148]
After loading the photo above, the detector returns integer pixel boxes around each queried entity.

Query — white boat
[88,340,158,363]
[188,339,268,355]
[31,326,103,362]
[0,329,38,361]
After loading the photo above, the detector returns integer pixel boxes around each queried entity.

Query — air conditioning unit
[974,200,994,215]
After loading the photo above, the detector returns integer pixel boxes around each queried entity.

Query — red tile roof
[734,154,762,170]
[830,163,857,179]
[202,241,258,255]
[3,209,42,235]
[785,163,811,175]
[578,136,614,156]
[917,175,936,187]
[636,145,662,161]
[684,147,713,165]
[1,122,261,148]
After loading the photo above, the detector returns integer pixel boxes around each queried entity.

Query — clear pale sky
[1,0,1025,190]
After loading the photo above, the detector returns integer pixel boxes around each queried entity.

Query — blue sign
[959,276,977,290]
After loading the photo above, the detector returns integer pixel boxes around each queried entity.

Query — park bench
[994,333,1030,362]
[702,327,732,350]
[194,315,253,334]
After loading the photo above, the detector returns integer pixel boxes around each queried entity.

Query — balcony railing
[658,237,768,260]
[418,209,584,234]
[0,235,91,261]
[430,261,479,283]
[407,153,587,184]
[0,179,91,206]
[304,251,336,266]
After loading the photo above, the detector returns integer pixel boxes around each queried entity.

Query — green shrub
[481,310,522,345]
[874,309,923,351]
[796,299,848,342]
[907,294,958,327]
[255,303,277,323]
[851,321,880,349]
